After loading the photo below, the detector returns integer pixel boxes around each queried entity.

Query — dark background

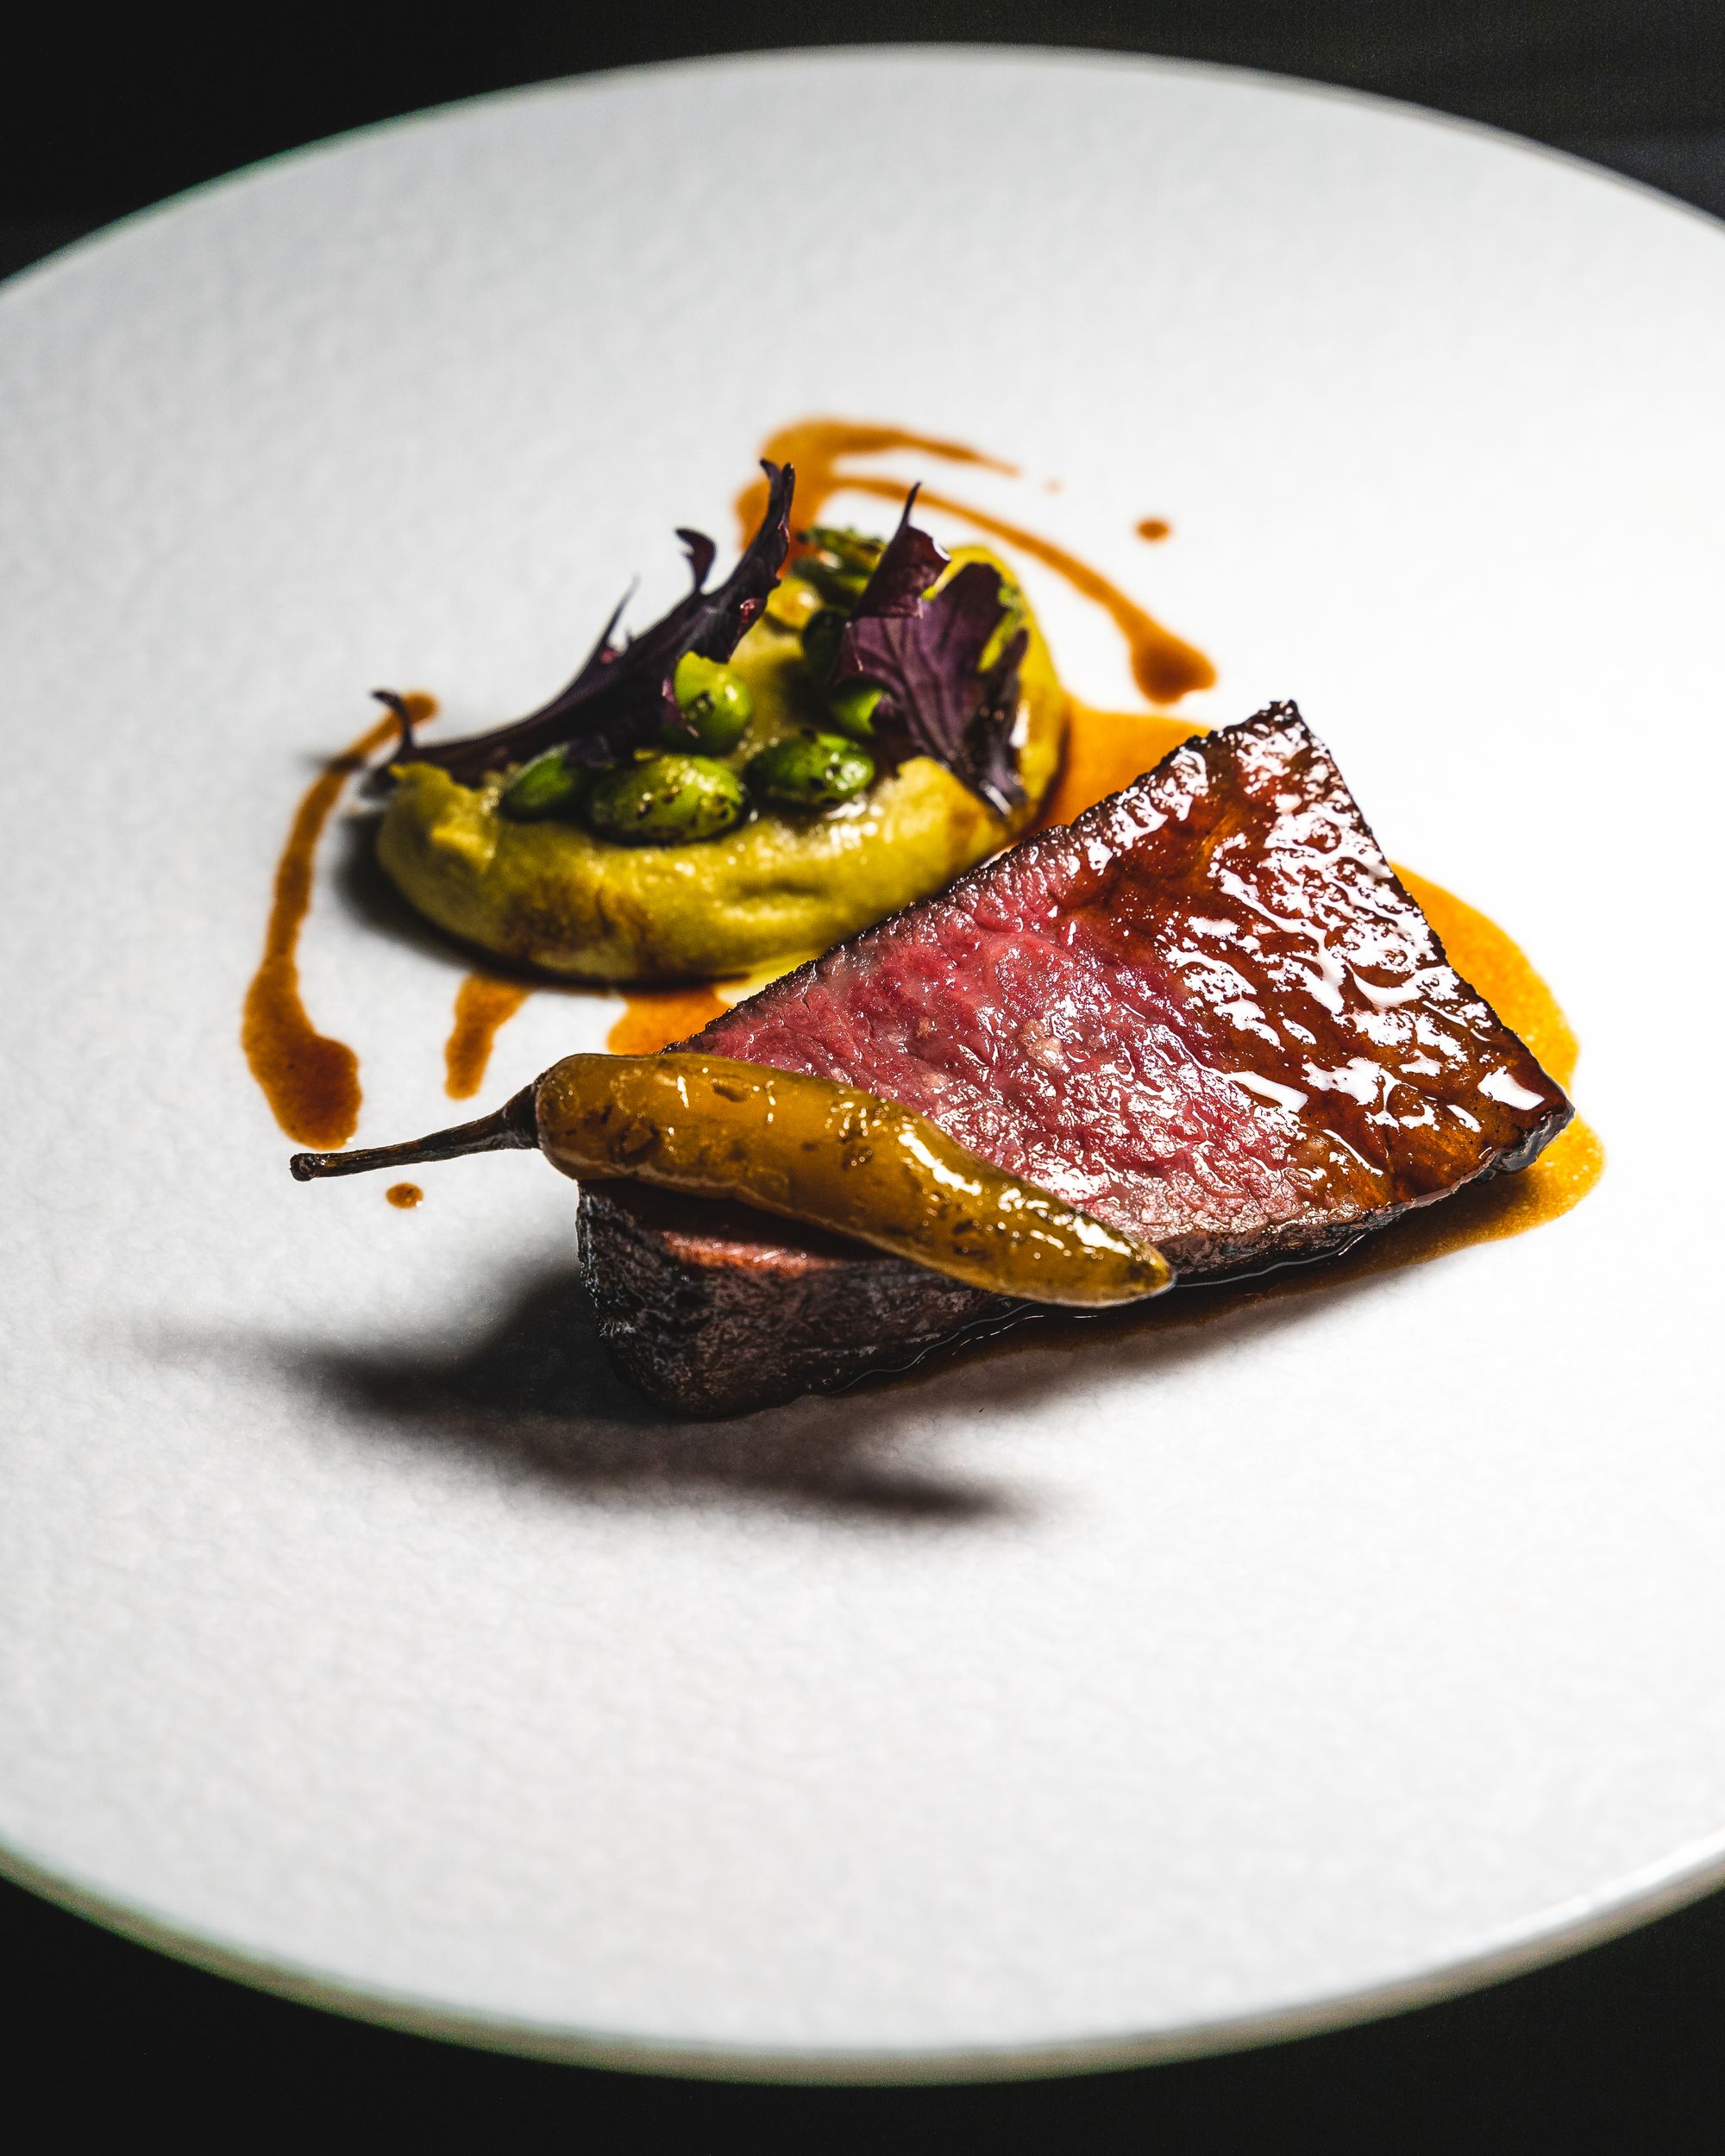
[4,0,1725,267]
[6,6,1722,2145]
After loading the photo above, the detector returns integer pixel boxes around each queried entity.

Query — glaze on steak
[580,703,1571,1413]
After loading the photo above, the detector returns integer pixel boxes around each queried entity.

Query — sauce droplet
[242,694,435,1147]
[909,488,1214,705]
[444,972,532,1099]
[386,1182,423,1209]
[1137,517,1170,541]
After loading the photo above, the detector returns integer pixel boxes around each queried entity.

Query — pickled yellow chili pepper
[290,1052,1172,1308]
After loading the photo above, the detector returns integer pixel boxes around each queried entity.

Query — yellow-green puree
[376,548,1067,982]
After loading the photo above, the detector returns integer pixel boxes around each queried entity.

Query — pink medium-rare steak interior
[693,703,1571,1275]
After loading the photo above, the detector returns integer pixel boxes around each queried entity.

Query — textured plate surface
[2,49,1723,2078]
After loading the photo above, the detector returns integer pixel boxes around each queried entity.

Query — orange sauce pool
[1040,714,1603,1269]
[606,985,728,1056]
[1037,701,1201,833]
[385,1181,423,1209]
[1056,906,1606,1351]
[1375,871,1603,1259]
[248,415,1599,1283]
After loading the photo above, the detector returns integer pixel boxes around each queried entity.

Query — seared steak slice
[580,1181,1016,1416]
[580,703,1571,1413]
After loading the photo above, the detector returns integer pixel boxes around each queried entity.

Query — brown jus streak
[877,482,1214,705]
[439,971,720,1092]
[738,418,1214,703]
[444,974,532,1100]
[737,417,1015,545]
[242,694,435,1149]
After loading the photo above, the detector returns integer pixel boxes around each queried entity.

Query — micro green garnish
[817,488,1028,814]
[374,460,794,785]
[372,463,1026,818]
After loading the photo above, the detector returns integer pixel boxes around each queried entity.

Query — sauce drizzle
[444,973,532,1100]
[743,419,1215,705]
[242,694,433,1148]
[737,419,1016,540]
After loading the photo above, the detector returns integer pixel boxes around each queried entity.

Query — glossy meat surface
[695,704,1571,1275]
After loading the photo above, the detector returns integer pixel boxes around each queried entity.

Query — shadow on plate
[331,808,486,977]
[264,1263,1029,1523]
[216,1243,1374,1526]
[333,807,622,1003]
[197,1119,1556,1524]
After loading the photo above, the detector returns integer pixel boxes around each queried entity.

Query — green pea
[747,731,876,812]
[800,526,885,605]
[587,754,748,845]
[806,526,884,576]
[825,681,882,741]
[668,652,753,755]
[800,607,848,683]
[499,749,586,821]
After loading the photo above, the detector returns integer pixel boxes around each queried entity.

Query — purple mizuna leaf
[831,489,1027,815]
[377,461,794,783]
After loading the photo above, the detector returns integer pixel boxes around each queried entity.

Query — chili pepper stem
[290,1087,537,1181]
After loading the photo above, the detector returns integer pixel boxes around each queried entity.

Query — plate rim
[4,41,1719,310]
[9,1826,1725,2082]
[6,42,1723,2079]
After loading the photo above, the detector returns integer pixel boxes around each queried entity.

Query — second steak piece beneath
[582,702,1572,1412]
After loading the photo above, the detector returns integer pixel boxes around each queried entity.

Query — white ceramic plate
[3,49,1722,2080]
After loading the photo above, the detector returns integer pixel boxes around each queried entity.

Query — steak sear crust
[580,704,1571,1414]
